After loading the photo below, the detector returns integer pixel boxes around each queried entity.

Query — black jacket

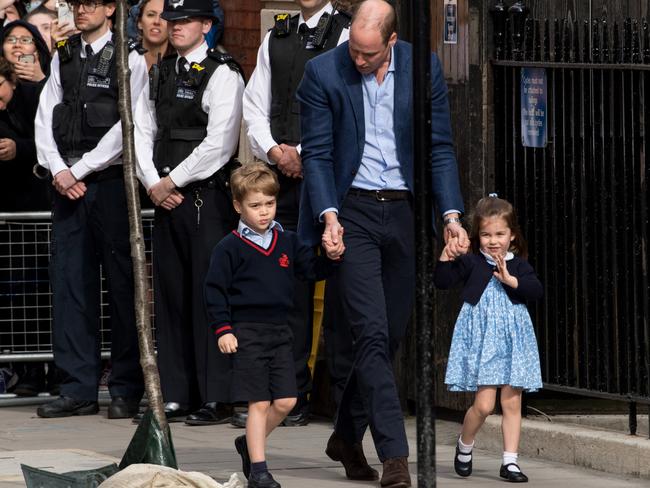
[433,253,543,305]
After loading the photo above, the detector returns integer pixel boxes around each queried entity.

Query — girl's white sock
[456,436,474,463]
[503,451,520,472]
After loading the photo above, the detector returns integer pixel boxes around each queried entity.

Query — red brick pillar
[219,0,263,79]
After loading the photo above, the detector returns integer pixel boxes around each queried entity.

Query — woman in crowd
[25,5,56,53]
[136,0,169,70]
[1,19,50,83]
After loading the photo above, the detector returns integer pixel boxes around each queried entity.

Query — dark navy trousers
[331,192,415,461]
[50,177,143,401]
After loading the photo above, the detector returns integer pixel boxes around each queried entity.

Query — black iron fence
[490,2,650,415]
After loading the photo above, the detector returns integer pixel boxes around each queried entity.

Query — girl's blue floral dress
[444,254,543,392]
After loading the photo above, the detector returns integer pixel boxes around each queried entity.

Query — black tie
[177,56,188,75]
[85,44,93,58]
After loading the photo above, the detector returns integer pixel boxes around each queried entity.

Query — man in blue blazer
[297,0,467,486]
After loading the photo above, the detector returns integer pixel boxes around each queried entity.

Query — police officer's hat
[161,0,215,21]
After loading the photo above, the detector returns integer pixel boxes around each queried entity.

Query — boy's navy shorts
[230,322,297,402]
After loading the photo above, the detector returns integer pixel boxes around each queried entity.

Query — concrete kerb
[476,415,650,479]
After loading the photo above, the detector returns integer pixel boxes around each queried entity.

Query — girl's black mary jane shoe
[499,463,528,483]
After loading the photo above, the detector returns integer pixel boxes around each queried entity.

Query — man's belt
[348,188,411,201]
[83,165,123,184]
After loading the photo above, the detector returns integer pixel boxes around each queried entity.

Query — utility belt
[81,164,123,184]
[348,188,412,202]
[157,158,240,194]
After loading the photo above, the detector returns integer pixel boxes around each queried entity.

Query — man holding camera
[133,0,244,425]
[34,0,147,419]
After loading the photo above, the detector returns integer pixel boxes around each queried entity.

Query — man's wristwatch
[443,216,462,226]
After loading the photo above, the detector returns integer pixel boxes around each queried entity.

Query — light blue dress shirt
[237,220,283,250]
[351,48,408,191]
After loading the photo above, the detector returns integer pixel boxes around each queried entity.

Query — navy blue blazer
[434,254,543,305]
[296,40,464,246]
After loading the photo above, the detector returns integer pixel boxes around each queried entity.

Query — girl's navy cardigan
[433,253,543,305]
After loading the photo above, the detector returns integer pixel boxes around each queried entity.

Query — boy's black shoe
[248,470,281,488]
[36,396,99,418]
[108,397,141,419]
[234,435,251,479]
[499,464,528,483]
[13,363,46,397]
[185,402,232,426]
[454,445,472,477]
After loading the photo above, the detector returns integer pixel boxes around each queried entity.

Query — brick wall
[220,0,263,79]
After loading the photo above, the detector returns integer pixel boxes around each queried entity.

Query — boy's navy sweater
[205,228,337,338]
[433,253,543,305]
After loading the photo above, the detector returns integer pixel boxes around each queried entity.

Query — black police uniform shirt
[243,2,350,163]
[35,28,148,178]
[134,41,244,191]
[205,220,338,338]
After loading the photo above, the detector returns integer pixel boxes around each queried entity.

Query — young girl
[434,194,543,483]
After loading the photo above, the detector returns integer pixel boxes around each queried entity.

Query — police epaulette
[335,9,352,20]
[207,48,244,78]
[56,34,81,63]
[128,39,147,55]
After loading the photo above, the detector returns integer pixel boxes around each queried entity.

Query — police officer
[241,0,350,429]
[133,0,244,425]
[34,0,147,419]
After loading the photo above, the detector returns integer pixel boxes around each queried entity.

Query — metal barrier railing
[0,210,155,363]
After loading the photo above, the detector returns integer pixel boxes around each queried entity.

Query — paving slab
[0,406,649,487]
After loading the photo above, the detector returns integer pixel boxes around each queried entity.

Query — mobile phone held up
[18,54,35,63]
[57,1,74,28]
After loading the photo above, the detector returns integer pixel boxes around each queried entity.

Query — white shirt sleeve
[168,64,244,188]
[35,52,67,176]
[133,81,160,191]
[242,32,276,164]
[69,51,149,180]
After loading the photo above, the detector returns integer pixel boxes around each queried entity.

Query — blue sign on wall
[521,67,547,148]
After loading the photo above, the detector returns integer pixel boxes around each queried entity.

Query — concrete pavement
[1,405,649,487]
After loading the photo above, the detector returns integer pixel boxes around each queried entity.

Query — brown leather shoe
[380,457,411,488]
[325,432,379,480]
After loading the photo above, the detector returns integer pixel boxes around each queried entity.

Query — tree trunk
[114,0,170,439]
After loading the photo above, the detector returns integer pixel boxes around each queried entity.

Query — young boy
[204,162,343,488]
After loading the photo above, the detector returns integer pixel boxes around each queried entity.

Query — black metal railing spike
[553,18,562,61]
[632,19,641,64]
[563,19,571,62]
[534,19,542,61]
[524,18,535,61]
[489,0,508,61]
[623,18,632,63]
[572,19,579,63]
[509,1,529,61]
[592,20,600,63]
[583,20,590,62]
[613,21,621,63]
[643,18,650,64]
[602,20,610,64]
[544,19,550,62]
[505,17,513,60]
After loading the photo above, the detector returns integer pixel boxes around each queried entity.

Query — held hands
[0,138,16,161]
[268,144,302,178]
[53,168,87,200]
[149,176,184,210]
[217,333,238,354]
[322,212,345,260]
[439,236,469,261]
[443,219,470,258]
[491,252,519,289]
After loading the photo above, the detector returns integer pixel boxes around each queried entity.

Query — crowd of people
[0,0,545,487]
